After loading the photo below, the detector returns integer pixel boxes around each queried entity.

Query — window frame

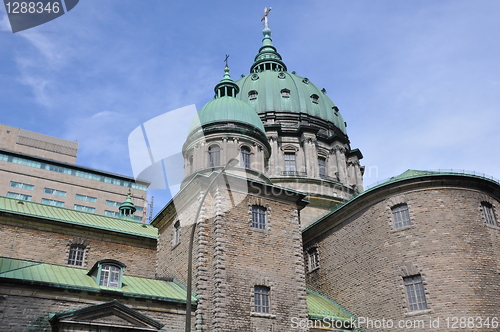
[10,181,34,191]
[248,90,258,100]
[99,264,122,288]
[391,203,411,229]
[251,205,267,230]
[241,146,251,169]
[41,198,65,207]
[307,247,320,272]
[67,244,86,266]
[7,191,32,201]
[284,152,297,173]
[318,157,326,178]
[253,286,270,313]
[482,201,497,226]
[173,220,181,246]
[403,275,428,311]
[208,144,221,168]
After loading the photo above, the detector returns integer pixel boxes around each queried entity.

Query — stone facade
[0,213,157,278]
[303,174,500,331]
[154,175,309,331]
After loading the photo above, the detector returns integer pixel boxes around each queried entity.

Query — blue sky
[1,1,500,215]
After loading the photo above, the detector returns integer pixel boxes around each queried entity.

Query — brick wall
[0,215,156,278]
[156,179,309,331]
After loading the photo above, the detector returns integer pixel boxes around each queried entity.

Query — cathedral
[0,13,499,332]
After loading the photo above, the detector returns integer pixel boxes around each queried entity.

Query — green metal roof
[189,96,266,135]
[306,289,356,322]
[0,257,194,304]
[0,196,157,239]
[304,169,500,233]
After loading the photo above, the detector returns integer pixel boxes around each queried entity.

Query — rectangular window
[404,275,428,311]
[251,205,266,229]
[318,157,326,178]
[41,198,65,207]
[7,192,32,201]
[9,181,34,191]
[106,200,121,207]
[308,248,320,271]
[392,204,411,228]
[284,152,296,172]
[44,188,67,197]
[482,202,496,226]
[74,204,96,213]
[104,210,120,218]
[68,245,85,266]
[99,265,121,288]
[76,194,97,203]
[254,286,270,313]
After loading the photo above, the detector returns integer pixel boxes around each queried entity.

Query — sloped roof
[0,196,157,239]
[306,289,356,322]
[0,257,194,304]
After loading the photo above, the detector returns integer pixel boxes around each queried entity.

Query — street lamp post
[185,158,239,332]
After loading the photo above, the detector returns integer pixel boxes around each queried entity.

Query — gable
[50,300,164,331]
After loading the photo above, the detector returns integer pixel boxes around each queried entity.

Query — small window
[173,220,181,245]
[310,94,319,104]
[7,192,32,201]
[318,157,326,178]
[76,194,97,203]
[99,264,121,288]
[251,205,266,229]
[10,181,34,191]
[254,286,270,313]
[74,204,96,213]
[208,145,220,167]
[404,275,428,311]
[248,90,258,100]
[241,146,251,169]
[44,188,66,197]
[307,247,320,271]
[281,89,290,98]
[42,198,65,207]
[482,202,496,226]
[392,204,411,228]
[68,245,86,266]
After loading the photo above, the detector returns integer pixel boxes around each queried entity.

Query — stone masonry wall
[0,216,156,278]
[0,284,186,331]
[305,186,500,332]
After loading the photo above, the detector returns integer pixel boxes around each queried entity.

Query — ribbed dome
[188,96,266,135]
[236,71,346,134]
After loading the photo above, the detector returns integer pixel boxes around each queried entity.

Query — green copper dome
[188,96,266,134]
[188,67,266,136]
[236,27,347,135]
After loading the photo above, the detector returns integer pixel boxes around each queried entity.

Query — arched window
[254,286,270,313]
[208,145,220,167]
[241,146,251,169]
[99,264,121,288]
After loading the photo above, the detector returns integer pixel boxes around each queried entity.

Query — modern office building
[0,124,149,222]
